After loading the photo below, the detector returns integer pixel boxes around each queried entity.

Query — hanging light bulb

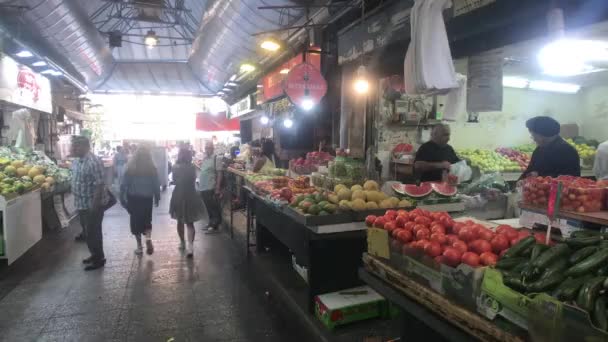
[283,118,293,128]
[260,116,270,125]
[260,39,281,52]
[144,30,159,47]
[353,65,370,95]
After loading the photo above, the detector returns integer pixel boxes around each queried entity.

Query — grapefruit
[33,175,46,185]
[363,180,379,191]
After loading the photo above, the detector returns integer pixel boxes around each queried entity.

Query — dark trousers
[201,190,221,228]
[79,209,105,261]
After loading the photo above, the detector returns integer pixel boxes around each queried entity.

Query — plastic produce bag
[461,173,508,196]
[450,160,472,183]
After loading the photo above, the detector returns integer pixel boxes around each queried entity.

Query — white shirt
[593,141,608,180]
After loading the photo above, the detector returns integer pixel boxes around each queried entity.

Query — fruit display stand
[0,189,42,265]
[360,253,525,342]
[242,186,368,312]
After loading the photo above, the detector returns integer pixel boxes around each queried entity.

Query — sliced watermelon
[431,182,457,197]
[395,183,433,198]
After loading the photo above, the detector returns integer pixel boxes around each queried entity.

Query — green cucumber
[504,276,527,292]
[521,264,542,283]
[569,246,599,265]
[503,236,536,259]
[496,257,528,270]
[552,275,592,301]
[512,261,530,275]
[576,277,607,311]
[600,240,608,249]
[541,258,569,280]
[521,244,534,258]
[571,230,600,238]
[530,244,549,261]
[596,265,608,276]
[528,272,565,292]
[566,236,604,249]
[592,296,608,331]
[532,244,571,269]
[565,248,608,277]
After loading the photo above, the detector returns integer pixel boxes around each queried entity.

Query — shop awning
[195,112,240,132]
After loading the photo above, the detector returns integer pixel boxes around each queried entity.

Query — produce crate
[528,293,608,342]
[314,285,395,331]
[282,206,353,226]
[477,268,532,330]
[388,238,484,310]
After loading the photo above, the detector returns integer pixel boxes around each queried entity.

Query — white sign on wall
[0,55,52,113]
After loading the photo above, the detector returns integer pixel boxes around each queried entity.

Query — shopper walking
[71,136,108,271]
[120,146,160,255]
[113,146,128,186]
[170,148,204,257]
[199,141,223,234]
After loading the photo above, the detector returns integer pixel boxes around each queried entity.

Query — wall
[580,85,608,142]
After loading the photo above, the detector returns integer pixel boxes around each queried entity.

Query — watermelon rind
[431,182,457,197]
[402,183,433,198]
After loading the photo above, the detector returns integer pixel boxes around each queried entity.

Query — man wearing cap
[71,136,108,271]
[520,116,580,179]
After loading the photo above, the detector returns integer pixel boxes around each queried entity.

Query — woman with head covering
[253,139,276,173]
[520,116,581,179]
[120,146,160,255]
[170,148,205,257]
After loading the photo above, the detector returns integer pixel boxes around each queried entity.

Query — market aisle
[0,191,307,342]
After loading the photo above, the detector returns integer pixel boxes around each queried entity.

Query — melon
[4,165,16,176]
[431,182,457,197]
[389,197,400,207]
[351,190,366,201]
[16,167,28,177]
[365,201,379,209]
[11,160,24,168]
[402,183,433,198]
[33,175,46,185]
[334,184,347,193]
[351,199,366,211]
[399,199,412,208]
[28,167,43,178]
[350,184,363,192]
[338,200,351,210]
[363,180,379,191]
[337,189,352,201]
[379,199,394,209]
[45,177,55,185]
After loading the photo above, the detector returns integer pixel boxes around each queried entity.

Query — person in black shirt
[520,116,580,180]
[414,124,460,182]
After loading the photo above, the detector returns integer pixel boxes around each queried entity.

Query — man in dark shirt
[520,116,580,179]
[414,124,460,182]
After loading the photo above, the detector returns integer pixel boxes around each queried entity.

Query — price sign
[367,228,390,259]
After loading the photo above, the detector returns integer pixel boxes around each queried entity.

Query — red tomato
[434,256,445,264]
[480,252,498,266]
[490,235,509,253]
[517,230,531,238]
[458,227,477,242]
[534,232,548,245]
[425,242,443,257]
[499,249,508,258]
[461,252,480,267]
[385,210,398,219]
[384,221,397,232]
[413,216,429,226]
[430,224,446,235]
[384,214,396,223]
[413,224,428,234]
[510,235,526,247]
[418,239,431,250]
[452,240,468,253]
[391,228,404,238]
[397,230,413,243]
[505,229,519,240]
[442,247,463,267]
[470,239,492,254]
[472,224,487,234]
[430,232,447,245]
[446,234,460,245]
[396,209,409,217]
[452,222,465,235]
[395,216,408,229]
[365,215,377,227]
[440,216,454,230]
[404,222,416,231]
[478,228,495,241]
[496,225,514,235]
[416,229,431,241]
[373,217,386,229]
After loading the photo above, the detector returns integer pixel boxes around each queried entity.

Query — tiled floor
[0,192,308,342]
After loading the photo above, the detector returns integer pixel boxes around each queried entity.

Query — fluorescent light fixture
[283,118,293,128]
[50,70,63,76]
[279,68,289,75]
[261,40,281,52]
[260,116,269,125]
[40,69,55,75]
[32,61,47,67]
[240,63,256,73]
[217,91,225,95]
[144,30,158,47]
[16,50,33,58]
[529,80,581,94]
[538,39,608,76]
[502,76,528,89]
[226,82,238,86]
[300,97,314,111]
[257,84,263,88]
[229,74,237,81]
[222,88,231,92]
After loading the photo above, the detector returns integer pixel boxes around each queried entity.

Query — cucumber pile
[496,231,608,332]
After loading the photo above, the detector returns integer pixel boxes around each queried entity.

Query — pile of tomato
[523,176,606,213]
[366,209,549,268]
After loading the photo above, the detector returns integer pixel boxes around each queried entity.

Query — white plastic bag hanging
[450,160,473,183]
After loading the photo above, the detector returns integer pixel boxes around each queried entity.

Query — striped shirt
[71,152,108,210]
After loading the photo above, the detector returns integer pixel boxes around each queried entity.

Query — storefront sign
[260,49,321,102]
[0,55,52,113]
[229,95,254,118]
[283,63,327,107]
[466,49,503,112]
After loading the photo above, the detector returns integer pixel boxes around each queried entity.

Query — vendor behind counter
[414,124,460,182]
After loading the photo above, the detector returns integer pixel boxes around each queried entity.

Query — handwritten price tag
[367,228,390,259]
